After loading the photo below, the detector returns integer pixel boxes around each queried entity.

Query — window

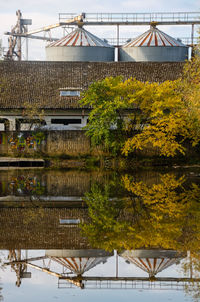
[59,218,80,225]
[51,119,82,125]
[60,90,80,97]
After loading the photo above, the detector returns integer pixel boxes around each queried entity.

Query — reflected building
[119,249,184,278]
[4,248,199,291]
[6,249,113,289]
[8,250,31,287]
[46,249,112,276]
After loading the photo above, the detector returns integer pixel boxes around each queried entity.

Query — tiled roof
[0,61,184,110]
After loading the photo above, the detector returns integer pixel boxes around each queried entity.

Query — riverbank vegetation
[80,52,200,158]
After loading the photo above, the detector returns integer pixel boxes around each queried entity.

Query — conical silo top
[51,257,108,275]
[123,25,186,47]
[46,249,113,276]
[47,27,113,48]
[119,250,184,277]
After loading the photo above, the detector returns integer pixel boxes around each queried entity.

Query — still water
[0,167,200,302]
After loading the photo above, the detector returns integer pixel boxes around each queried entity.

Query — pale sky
[0,0,199,60]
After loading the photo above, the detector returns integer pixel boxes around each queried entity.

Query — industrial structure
[119,24,189,62]
[46,27,114,62]
[0,11,199,131]
[3,11,200,61]
[0,61,184,131]
[119,250,183,278]
[4,248,198,291]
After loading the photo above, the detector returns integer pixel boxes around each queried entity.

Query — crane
[4,10,85,61]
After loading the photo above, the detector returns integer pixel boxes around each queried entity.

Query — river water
[0,166,200,302]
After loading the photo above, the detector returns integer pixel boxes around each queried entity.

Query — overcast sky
[0,0,199,60]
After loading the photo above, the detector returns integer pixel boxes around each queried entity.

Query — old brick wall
[0,169,107,198]
[0,130,199,158]
[0,133,8,154]
[46,130,91,155]
[0,131,92,156]
[0,131,46,155]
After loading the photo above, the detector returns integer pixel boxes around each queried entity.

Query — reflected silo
[46,27,114,62]
[119,24,188,62]
[119,249,185,277]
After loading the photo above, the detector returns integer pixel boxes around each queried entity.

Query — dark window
[51,119,81,125]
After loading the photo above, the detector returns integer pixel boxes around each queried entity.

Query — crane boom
[5,32,59,41]
[25,14,84,36]
[25,23,61,35]
[4,12,84,60]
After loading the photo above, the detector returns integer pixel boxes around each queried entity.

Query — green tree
[80,74,200,157]
[81,184,127,251]
[22,101,45,131]
[178,49,200,147]
[80,76,130,154]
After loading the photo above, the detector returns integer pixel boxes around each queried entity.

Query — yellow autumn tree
[81,173,200,252]
[179,48,200,146]
[122,79,193,157]
[80,75,200,157]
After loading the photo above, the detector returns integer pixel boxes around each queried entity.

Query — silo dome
[46,27,114,62]
[119,24,188,62]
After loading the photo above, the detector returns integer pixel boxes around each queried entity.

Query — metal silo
[119,24,188,62]
[46,27,114,62]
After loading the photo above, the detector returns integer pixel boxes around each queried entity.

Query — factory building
[0,23,189,132]
[0,61,184,131]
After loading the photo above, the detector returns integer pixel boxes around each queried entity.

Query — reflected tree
[0,256,3,301]
[181,253,200,302]
[81,185,126,251]
[0,287,2,301]
[81,172,200,300]
[81,173,200,253]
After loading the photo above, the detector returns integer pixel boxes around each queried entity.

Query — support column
[44,117,51,127]
[81,116,88,127]
[7,117,16,131]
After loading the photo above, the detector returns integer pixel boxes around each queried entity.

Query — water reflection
[2,248,199,291]
[82,173,200,253]
[0,168,200,301]
[119,250,184,278]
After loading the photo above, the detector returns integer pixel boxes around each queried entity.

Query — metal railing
[103,37,199,46]
[58,279,192,290]
[59,12,200,25]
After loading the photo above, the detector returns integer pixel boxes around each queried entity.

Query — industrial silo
[119,24,188,62]
[46,27,114,62]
